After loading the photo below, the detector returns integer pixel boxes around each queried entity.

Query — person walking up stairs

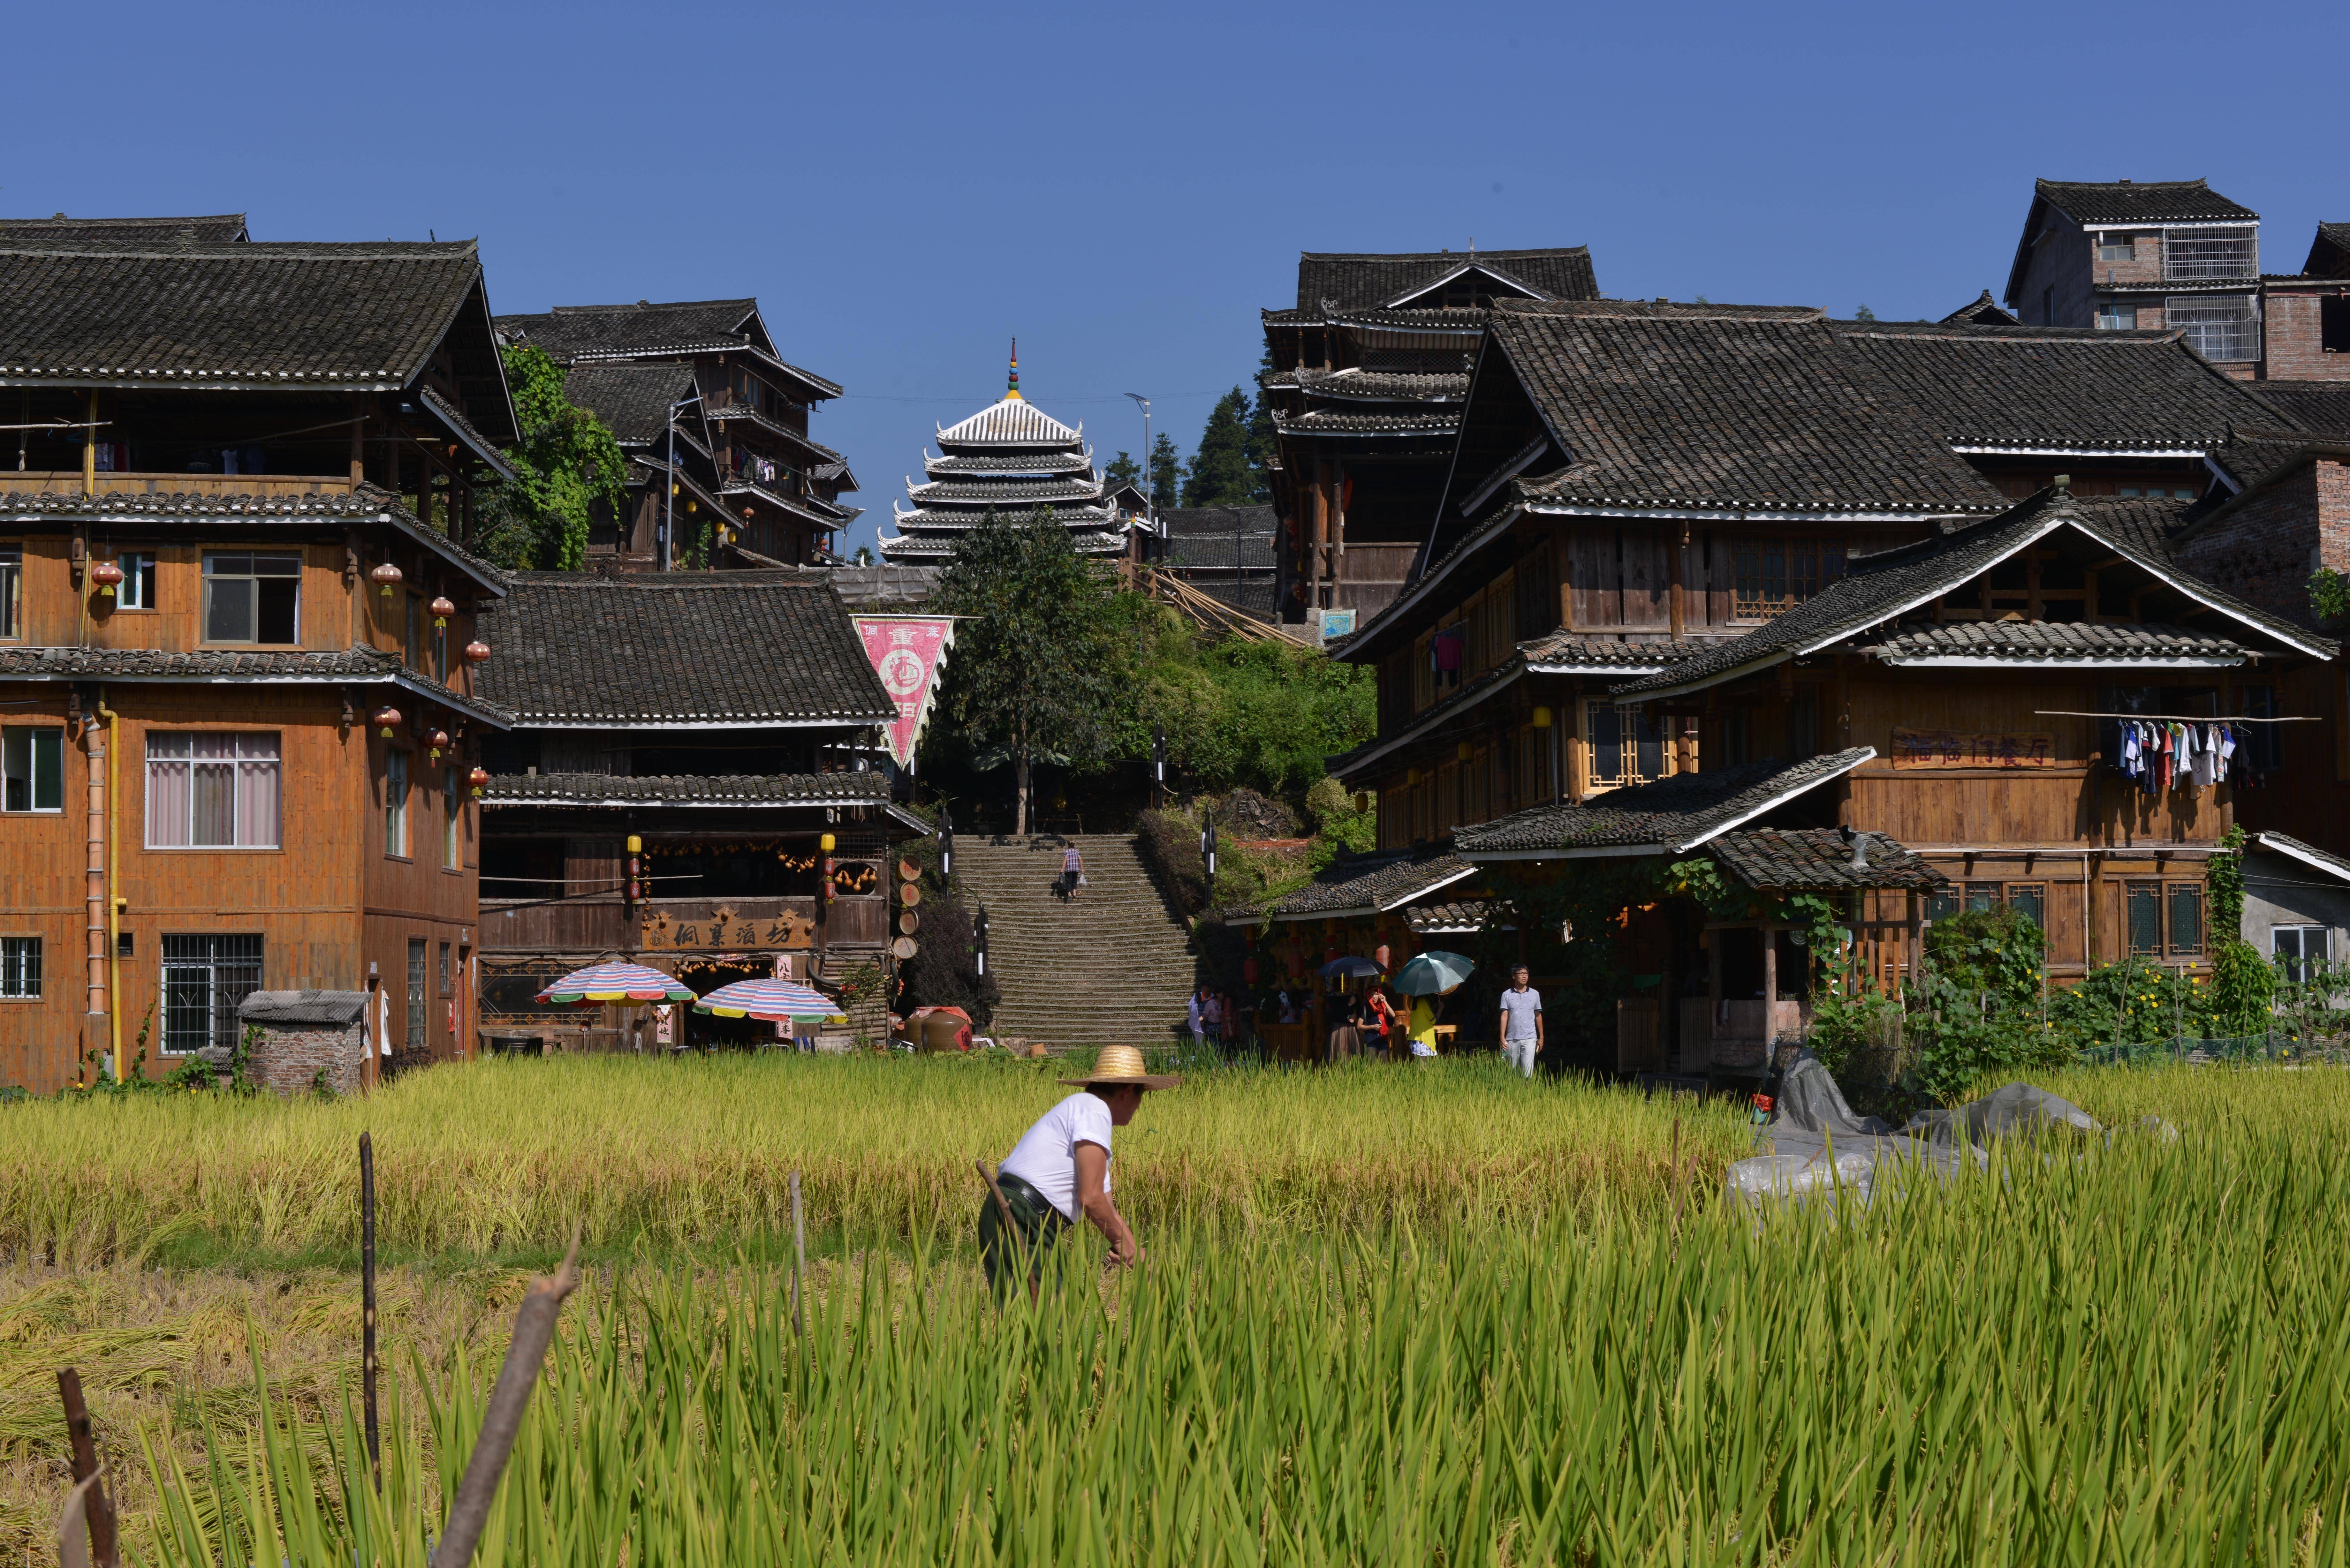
[953,833,1197,1050]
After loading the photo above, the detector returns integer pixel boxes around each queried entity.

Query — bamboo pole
[360,1131,380,1487]
[430,1228,582,1568]
[55,1368,117,1568]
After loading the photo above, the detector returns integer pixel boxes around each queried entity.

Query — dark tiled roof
[497,298,754,361]
[1406,901,1497,934]
[889,505,1117,530]
[1519,633,1699,670]
[1159,505,1277,572]
[1183,577,1279,620]
[2305,223,2350,280]
[1295,248,1598,310]
[474,571,893,727]
[1610,490,2332,699]
[1291,368,1468,402]
[1318,305,1490,332]
[2251,381,2350,437]
[907,477,1104,504]
[0,643,513,726]
[0,213,248,245]
[2034,178,2257,225]
[824,563,939,608]
[1940,290,2020,327]
[1501,299,1826,322]
[479,771,891,807]
[923,450,1095,475]
[2253,831,2350,884]
[1489,305,2003,515]
[1709,829,1947,892]
[707,401,845,464]
[2071,494,2199,561]
[1867,620,2246,662]
[238,990,368,1027]
[563,362,699,444]
[1265,850,1475,918]
[1457,750,1874,856]
[2207,427,2331,491]
[0,241,488,388]
[1270,409,1460,436]
[0,483,508,593]
[1834,321,2272,451]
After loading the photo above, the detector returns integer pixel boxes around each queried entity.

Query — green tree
[1148,433,1182,512]
[1104,450,1141,488]
[1245,350,1278,503]
[474,343,628,571]
[931,509,1121,834]
[1182,388,1257,507]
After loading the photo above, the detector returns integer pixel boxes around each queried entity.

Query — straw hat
[1059,1044,1181,1090]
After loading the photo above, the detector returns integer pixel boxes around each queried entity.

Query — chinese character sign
[1890,727,2057,770]
[853,616,956,766]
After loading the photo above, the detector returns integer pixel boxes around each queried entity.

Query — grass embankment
[0,1055,1747,1268]
[9,1062,2350,1563]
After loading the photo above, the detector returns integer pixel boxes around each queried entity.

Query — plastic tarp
[1724,1052,2101,1212]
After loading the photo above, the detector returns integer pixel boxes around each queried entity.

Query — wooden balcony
[480,893,884,954]
[0,471,354,498]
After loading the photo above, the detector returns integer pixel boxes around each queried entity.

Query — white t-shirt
[998,1091,1114,1222]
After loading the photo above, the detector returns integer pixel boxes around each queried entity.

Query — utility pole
[662,392,701,571]
[1124,393,1154,544]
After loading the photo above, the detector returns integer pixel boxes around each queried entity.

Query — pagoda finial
[1007,338,1022,401]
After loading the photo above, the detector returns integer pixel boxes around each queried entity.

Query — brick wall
[2174,458,2350,627]
[248,1021,366,1096]
[2261,284,2350,381]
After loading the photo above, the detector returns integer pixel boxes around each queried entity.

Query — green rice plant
[0,1056,1748,1266]
[131,1093,2350,1566]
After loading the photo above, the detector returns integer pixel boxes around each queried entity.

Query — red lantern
[463,639,491,664]
[467,765,489,798]
[1243,956,1259,985]
[90,560,124,597]
[427,728,450,760]
[371,705,401,738]
[369,561,404,598]
[429,596,457,627]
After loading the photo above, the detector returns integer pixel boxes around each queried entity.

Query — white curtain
[236,734,281,848]
[146,734,192,847]
[191,734,235,846]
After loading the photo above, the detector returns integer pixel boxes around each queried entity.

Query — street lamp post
[661,392,701,572]
[1123,393,1153,534]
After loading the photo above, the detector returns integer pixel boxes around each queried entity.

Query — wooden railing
[0,471,354,498]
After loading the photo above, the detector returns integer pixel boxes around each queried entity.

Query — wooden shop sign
[639,903,816,951]
[1890,727,2057,770]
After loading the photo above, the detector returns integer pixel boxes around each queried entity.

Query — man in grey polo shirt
[1497,965,1543,1078]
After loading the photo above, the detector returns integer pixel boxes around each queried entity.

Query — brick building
[2004,179,2263,373]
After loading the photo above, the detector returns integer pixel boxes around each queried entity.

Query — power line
[835,388,1238,405]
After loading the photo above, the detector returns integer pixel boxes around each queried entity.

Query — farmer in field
[1498,965,1543,1077]
[981,1044,1179,1293]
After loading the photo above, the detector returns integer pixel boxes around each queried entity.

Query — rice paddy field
[5,1055,2349,1564]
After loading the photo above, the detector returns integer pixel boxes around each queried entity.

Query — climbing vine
[474,343,629,571]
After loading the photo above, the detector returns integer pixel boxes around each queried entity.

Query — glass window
[161,933,262,1054]
[2164,227,2256,281]
[2166,295,2260,361]
[1926,890,1959,922]
[2273,925,2329,984]
[202,553,300,644]
[145,733,279,848]
[117,552,157,609]
[2098,231,2136,261]
[2126,882,2163,956]
[0,937,40,999]
[442,767,461,869]
[386,750,410,858]
[2,728,64,813]
[2167,883,2203,955]
[0,546,18,637]
[1586,701,1676,792]
[439,941,452,996]
[2096,303,2138,330]
[1733,538,1844,619]
[407,939,428,1049]
[2007,884,2047,931]
[1964,881,2002,912]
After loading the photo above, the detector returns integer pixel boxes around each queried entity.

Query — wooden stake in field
[360,1130,380,1488]
[789,1169,806,1337]
[55,1367,118,1568]
[431,1227,583,1568]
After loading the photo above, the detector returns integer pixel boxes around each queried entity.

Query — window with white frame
[161,933,262,1053]
[116,552,157,609]
[0,546,21,637]
[2163,227,2256,281]
[3,728,64,813]
[386,750,410,857]
[442,767,461,869]
[0,937,40,998]
[2097,231,2137,261]
[2096,303,2138,330]
[2167,296,2260,361]
[146,733,280,847]
[2273,924,2329,984]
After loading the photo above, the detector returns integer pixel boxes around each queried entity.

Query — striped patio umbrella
[534,962,696,1006]
[693,977,847,1024]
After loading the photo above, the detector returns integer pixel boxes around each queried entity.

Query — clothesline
[2033,711,2317,722]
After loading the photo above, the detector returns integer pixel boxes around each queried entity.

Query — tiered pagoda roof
[878,346,1127,562]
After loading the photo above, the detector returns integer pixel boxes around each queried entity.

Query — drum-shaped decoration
[898,911,919,936]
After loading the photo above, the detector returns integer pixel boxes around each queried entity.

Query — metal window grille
[2126,884,2163,956]
[2007,884,2047,931]
[408,939,428,1049]
[1963,881,2002,913]
[161,934,263,1054]
[2167,884,2203,956]
[0,937,39,998]
[1926,890,1959,922]
[2166,296,2260,361]
[1733,539,1844,619]
[2163,227,2257,281]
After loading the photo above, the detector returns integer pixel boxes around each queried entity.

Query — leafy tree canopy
[1182,388,1259,507]
[475,343,629,571]
[1147,433,1183,512]
[1104,450,1141,488]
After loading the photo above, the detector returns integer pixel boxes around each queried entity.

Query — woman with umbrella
[1393,950,1475,1062]
[1318,954,1380,1061]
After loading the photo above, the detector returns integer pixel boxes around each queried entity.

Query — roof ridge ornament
[1007,338,1021,402]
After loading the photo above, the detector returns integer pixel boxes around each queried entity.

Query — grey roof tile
[1295,248,1598,310]
[1270,409,1460,435]
[0,643,513,726]
[1406,900,1499,934]
[0,213,248,245]
[1709,829,1948,892]
[474,571,893,727]
[480,771,891,807]
[2033,178,2257,225]
[1456,749,1875,856]
[2248,381,2350,438]
[1263,850,1475,918]
[1940,290,2020,326]
[1869,620,2245,662]
[238,989,368,1026]
[562,362,700,444]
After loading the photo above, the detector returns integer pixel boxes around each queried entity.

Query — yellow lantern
[1406,767,1421,786]
[1456,740,1473,762]
[819,833,836,853]
[1352,792,1368,813]
[1531,706,1553,729]
[626,834,642,855]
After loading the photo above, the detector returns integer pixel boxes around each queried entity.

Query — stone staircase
[952,833,1199,1050]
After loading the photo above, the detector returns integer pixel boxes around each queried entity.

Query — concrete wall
[2239,848,2350,962]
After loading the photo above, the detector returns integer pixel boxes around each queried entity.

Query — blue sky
[7,0,2345,559]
